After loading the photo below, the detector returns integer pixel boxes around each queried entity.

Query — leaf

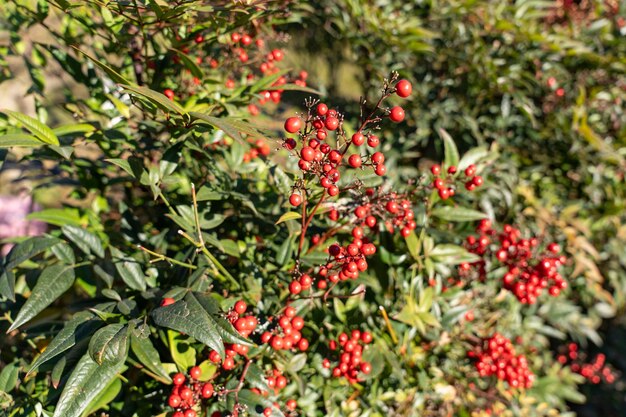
[276,211,302,225]
[151,292,226,358]
[121,84,187,116]
[0,362,19,392]
[0,236,61,301]
[169,48,203,78]
[81,377,121,417]
[190,112,267,143]
[244,362,269,391]
[404,230,420,260]
[110,247,146,291]
[52,123,95,136]
[264,83,322,95]
[62,225,105,258]
[0,133,45,148]
[130,334,172,383]
[27,208,84,227]
[28,311,103,375]
[8,264,75,332]
[71,46,132,85]
[438,128,459,169]
[167,330,197,370]
[458,146,490,170]
[429,244,480,265]
[431,206,487,222]
[52,353,125,417]
[1,110,59,145]
[88,323,130,365]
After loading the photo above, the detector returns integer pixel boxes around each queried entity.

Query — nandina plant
[0,2,620,417]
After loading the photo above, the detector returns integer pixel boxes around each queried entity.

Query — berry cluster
[285,75,411,204]
[430,163,483,200]
[249,369,298,416]
[208,300,258,370]
[460,220,567,304]
[351,188,417,237]
[468,333,534,389]
[260,306,309,352]
[167,367,213,417]
[322,329,373,384]
[557,343,616,384]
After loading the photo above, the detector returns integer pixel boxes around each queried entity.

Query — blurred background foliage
[0,0,625,416]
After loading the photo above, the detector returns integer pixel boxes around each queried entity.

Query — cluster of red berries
[207,301,257,370]
[260,306,309,352]
[248,369,298,416]
[347,188,417,237]
[159,25,306,111]
[242,137,272,163]
[430,163,483,200]
[557,343,616,384]
[167,367,213,417]
[286,77,412,205]
[460,220,567,304]
[322,329,373,384]
[468,333,534,389]
[312,236,377,286]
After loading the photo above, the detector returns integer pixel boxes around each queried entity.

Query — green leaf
[429,244,480,265]
[404,230,420,260]
[245,362,269,391]
[431,206,487,222]
[0,362,19,392]
[110,247,146,291]
[52,353,125,417]
[438,128,459,169]
[170,48,203,78]
[52,123,95,136]
[121,84,187,116]
[88,323,130,365]
[71,46,133,85]
[0,236,61,301]
[458,146,490,170]
[8,264,75,332]
[1,110,59,145]
[167,330,197,370]
[27,208,84,227]
[130,334,172,383]
[151,292,227,358]
[0,133,45,148]
[264,83,321,95]
[190,112,266,143]
[81,377,121,417]
[28,311,103,375]
[62,225,105,258]
[276,211,302,225]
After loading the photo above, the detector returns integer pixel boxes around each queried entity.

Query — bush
[0,1,624,417]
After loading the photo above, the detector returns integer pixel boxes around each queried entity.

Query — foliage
[0,1,625,417]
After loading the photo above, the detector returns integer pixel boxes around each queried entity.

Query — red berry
[234,300,247,315]
[286,399,297,410]
[209,350,221,363]
[172,373,185,386]
[389,106,405,122]
[289,280,302,295]
[298,338,309,351]
[352,132,365,146]
[180,387,193,401]
[160,297,176,307]
[325,116,339,131]
[464,164,476,177]
[348,154,362,168]
[168,394,182,408]
[375,164,387,176]
[431,164,441,175]
[189,366,202,380]
[289,193,302,207]
[201,383,214,398]
[367,135,379,147]
[164,89,175,100]
[472,175,483,187]
[184,410,197,417]
[371,152,385,165]
[301,146,315,161]
[271,336,284,350]
[317,103,328,115]
[291,316,305,330]
[395,79,412,98]
[272,49,284,61]
[360,362,372,374]
[284,117,302,133]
